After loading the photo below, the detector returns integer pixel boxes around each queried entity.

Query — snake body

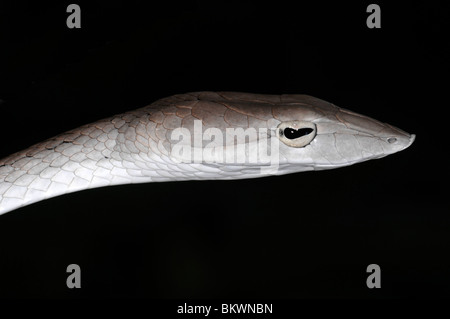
[0,92,415,215]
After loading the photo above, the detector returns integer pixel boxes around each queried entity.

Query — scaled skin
[0,92,415,215]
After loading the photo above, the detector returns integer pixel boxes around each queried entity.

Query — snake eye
[277,121,316,148]
[283,127,314,139]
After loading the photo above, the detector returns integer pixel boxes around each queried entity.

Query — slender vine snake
[0,92,415,215]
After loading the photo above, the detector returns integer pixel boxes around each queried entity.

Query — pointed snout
[382,129,415,154]
[334,107,415,156]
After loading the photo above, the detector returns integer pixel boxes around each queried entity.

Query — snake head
[272,95,415,172]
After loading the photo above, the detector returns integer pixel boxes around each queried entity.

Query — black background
[0,0,448,301]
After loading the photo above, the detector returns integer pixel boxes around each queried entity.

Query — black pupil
[283,127,313,139]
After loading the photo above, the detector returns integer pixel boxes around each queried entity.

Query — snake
[0,92,415,215]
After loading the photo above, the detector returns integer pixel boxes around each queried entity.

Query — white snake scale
[0,92,415,215]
